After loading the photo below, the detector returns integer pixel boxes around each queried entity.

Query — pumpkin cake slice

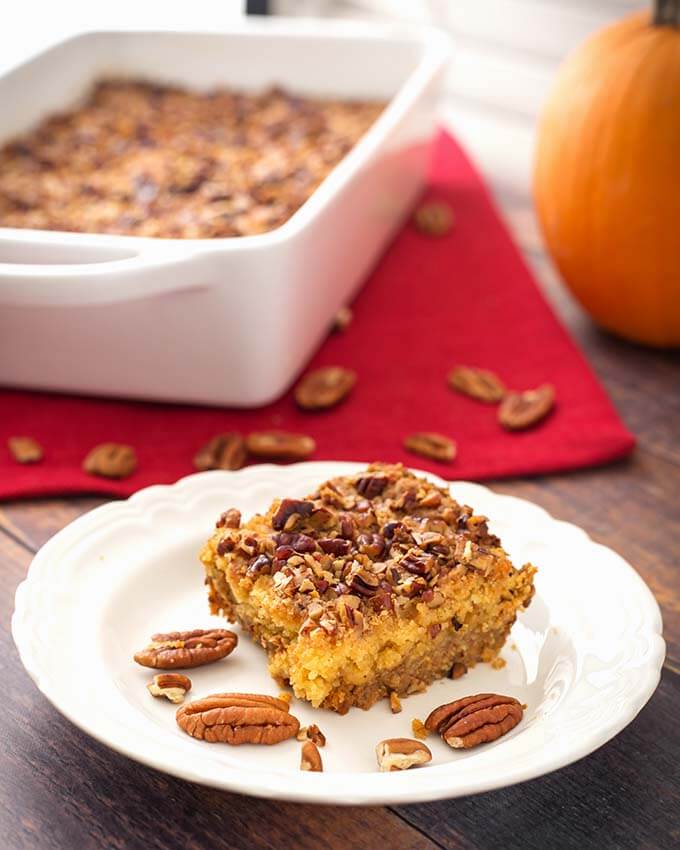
[200,463,536,714]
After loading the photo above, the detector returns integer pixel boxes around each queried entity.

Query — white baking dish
[0,20,449,406]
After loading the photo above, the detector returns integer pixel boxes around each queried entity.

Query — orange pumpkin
[534,2,680,348]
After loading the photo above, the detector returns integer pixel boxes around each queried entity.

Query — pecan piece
[348,568,380,597]
[297,724,327,747]
[355,473,388,499]
[194,433,246,471]
[450,662,468,680]
[147,673,192,704]
[448,366,506,403]
[300,741,323,772]
[216,508,241,529]
[332,305,353,333]
[376,738,432,772]
[389,691,402,714]
[318,537,351,556]
[272,498,315,531]
[8,436,43,464]
[498,385,555,430]
[294,366,356,410]
[404,432,456,463]
[133,628,237,669]
[176,693,299,745]
[411,718,429,740]
[83,442,137,478]
[413,201,454,236]
[357,532,385,559]
[246,431,316,461]
[425,693,523,749]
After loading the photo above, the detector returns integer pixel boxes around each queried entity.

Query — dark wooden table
[1,192,678,849]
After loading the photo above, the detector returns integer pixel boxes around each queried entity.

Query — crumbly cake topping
[207,464,529,638]
[0,80,383,239]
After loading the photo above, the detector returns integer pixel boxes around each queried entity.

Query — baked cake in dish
[200,464,536,714]
[0,80,384,239]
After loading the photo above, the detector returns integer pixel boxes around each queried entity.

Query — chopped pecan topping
[133,628,238,669]
[216,508,241,529]
[499,385,555,430]
[348,568,380,597]
[246,431,316,461]
[300,741,323,771]
[247,554,272,577]
[404,432,457,463]
[203,462,534,641]
[7,436,43,464]
[413,201,454,236]
[425,693,523,749]
[147,673,192,704]
[389,691,402,714]
[356,474,388,499]
[318,537,352,556]
[376,738,432,771]
[176,693,299,745]
[83,443,137,479]
[448,366,505,403]
[272,499,315,531]
[0,80,384,239]
[193,433,247,471]
[294,366,356,410]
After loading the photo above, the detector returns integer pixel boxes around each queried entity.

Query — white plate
[12,463,665,805]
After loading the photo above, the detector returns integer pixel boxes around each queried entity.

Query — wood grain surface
[2,195,679,850]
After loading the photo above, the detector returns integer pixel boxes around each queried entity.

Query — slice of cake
[200,463,536,714]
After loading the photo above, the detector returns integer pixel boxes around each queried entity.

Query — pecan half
[176,693,299,745]
[194,433,247,471]
[498,385,555,430]
[448,366,505,403]
[332,306,353,333]
[294,366,356,410]
[134,628,238,669]
[8,436,43,464]
[376,738,432,772]
[83,443,137,478]
[425,693,523,749]
[300,741,323,772]
[147,673,192,704]
[413,201,454,236]
[404,432,456,463]
[246,431,316,461]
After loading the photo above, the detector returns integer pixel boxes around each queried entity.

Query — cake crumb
[278,691,292,705]
[411,718,429,740]
[389,692,402,714]
[491,657,506,670]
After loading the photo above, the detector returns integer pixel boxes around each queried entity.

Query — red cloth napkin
[0,131,634,499]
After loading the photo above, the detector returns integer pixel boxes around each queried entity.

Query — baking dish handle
[0,241,210,306]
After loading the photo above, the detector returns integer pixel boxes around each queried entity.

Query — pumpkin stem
[653,0,680,26]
